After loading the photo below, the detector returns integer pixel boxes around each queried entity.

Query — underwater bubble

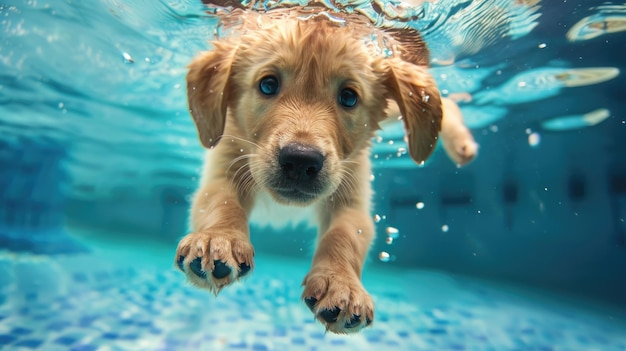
[416,202,425,210]
[441,224,449,232]
[357,229,362,235]
[58,102,64,109]
[397,147,407,157]
[528,132,541,147]
[525,128,532,135]
[422,95,430,103]
[408,91,413,97]
[385,237,393,245]
[386,226,399,239]
[379,251,390,262]
[538,43,547,49]
[489,125,499,133]
[373,214,381,223]
[122,52,134,63]
[369,174,375,182]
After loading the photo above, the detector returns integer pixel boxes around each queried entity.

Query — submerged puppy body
[175,10,443,334]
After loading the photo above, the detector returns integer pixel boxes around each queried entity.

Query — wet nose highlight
[278,143,324,181]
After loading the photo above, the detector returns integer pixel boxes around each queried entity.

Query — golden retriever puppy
[175,9,442,334]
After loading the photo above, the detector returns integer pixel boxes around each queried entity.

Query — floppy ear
[380,58,443,164]
[186,41,237,149]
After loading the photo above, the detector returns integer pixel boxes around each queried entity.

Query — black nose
[278,143,324,181]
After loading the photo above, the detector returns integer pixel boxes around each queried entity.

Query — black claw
[304,297,318,312]
[344,314,361,329]
[176,255,185,272]
[189,258,207,278]
[365,316,372,326]
[238,263,251,277]
[319,307,341,324]
[212,260,231,279]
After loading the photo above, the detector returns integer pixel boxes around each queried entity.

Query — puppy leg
[440,97,478,167]
[175,171,255,294]
[302,155,375,334]
[386,98,478,166]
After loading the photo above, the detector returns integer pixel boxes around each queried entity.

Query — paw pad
[238,263,251,277]
[344,314,361,329]
[190,257,207,278]
[212,260,231,279]
[304,297,317,312]
[319,307,341,324]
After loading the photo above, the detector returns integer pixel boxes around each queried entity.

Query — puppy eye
[338,88,358,108]
[259,75,280,96]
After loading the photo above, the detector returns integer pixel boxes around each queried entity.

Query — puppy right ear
[186,42,236,149]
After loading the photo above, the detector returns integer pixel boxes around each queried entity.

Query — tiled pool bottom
[0,236,625,351]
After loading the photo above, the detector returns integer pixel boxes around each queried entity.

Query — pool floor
[0,230,625,351]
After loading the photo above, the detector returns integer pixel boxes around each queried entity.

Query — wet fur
[176,13,443,334]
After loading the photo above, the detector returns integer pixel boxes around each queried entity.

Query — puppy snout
[278,143,325,181]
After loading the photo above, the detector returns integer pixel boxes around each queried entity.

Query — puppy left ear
[379,58,443,164]
[186,41,237,149]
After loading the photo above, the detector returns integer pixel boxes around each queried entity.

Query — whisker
[221,134,262,149]
[226,154,256,176]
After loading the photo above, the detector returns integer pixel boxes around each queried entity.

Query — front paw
[175,230,254,294]
[302,268,374,334]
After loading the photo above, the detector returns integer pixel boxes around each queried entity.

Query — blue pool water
[1,0,626,350]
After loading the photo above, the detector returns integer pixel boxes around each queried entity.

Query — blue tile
[366,335,382,343]
[397,331,410,338]
[0,334,16,345]
[429,328,447,335]
[71,344,98,351]
[227,341,247,348]
[309,332,324,340]
[14,339,44,348]
[252,343,269,351]
[255,330,269,337]
[54,336,78,346]
[149,327,163,335]
[330,339,346,346]
[11,326,33,335]
[72,273,88,283]
[291,337,306,345]
[273,327,287,337]
[24,292,38,301]
[47,321,73,331]
[120,319,134,326]
[78,315,98,327]
[135,320,154,328]
[102,332,119,339]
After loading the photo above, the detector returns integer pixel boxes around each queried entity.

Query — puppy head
[187,16,442,205]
